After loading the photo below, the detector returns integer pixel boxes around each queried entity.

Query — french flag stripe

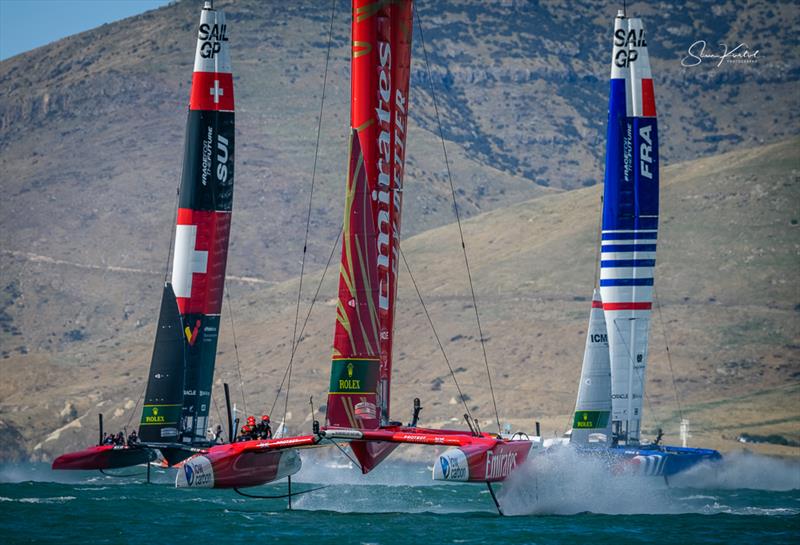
[601,259,656,268]
[641,79,656,117]
[601,244,657,252]
[603,302,652,310]
[600,278,654,287]
[601,232,658,240]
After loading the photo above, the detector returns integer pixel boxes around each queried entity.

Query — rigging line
[399,245,473,422]
[593,196,603,289]
[652,286,684,420]
[225,286,247,415]
[321,437,363,471]
[414,3,500,432]
[211,391,226,440]
[163,186,180,283]
[268,226,343,417]
[281,0,337,427]
[610,317,664,433]
[124,385,146,431]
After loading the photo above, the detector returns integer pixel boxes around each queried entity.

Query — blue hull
[607,444,721,477]
[567,443,722,477]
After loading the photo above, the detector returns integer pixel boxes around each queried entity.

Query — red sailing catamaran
[176,2,535,512]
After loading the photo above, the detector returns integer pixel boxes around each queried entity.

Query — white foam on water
[292,450,437,487]
[498,446,679,516]
[679,494,718,500]
[498,447,800,516]
[668,451,800,491]
[0,495,76,504]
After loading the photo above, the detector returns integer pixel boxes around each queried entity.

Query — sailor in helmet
[258,415,272,440]
[239,424,252,442]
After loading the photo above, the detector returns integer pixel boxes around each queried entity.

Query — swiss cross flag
[190,72,234,112]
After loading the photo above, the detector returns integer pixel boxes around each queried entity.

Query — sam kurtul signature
[681,40,759,67]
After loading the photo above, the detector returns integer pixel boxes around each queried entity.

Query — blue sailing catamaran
[568,10,721,477]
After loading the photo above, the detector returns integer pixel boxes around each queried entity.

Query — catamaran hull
[176,445,301,489]
[51,445,156,470]
[565,444,721,477]
[433,441,534,483]
[610,445,721,477]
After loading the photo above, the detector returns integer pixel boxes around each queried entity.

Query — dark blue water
[1,451,798,544]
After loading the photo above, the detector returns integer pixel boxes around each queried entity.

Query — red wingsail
[324,0,414,473]
[327,131,382,431]
[348,0,414,424]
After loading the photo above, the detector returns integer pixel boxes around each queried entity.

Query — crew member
[127,430,139,446]
[239,424,252,442]
[259,415,272,440]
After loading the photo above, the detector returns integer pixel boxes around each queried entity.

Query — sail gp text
[198,23,228,58]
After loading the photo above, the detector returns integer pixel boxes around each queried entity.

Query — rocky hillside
[0,0,798,460]
[2,138,797,461]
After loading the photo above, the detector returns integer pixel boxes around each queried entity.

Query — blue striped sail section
[600,229,656,307]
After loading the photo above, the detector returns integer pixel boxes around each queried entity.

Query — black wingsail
[139,284,187,443]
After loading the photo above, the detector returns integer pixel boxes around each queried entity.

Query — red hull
[52,445,155,470]
[176,435,317,489]
[322,425,533,482]
[433,441,533,483]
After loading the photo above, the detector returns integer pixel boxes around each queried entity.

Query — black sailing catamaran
[53,0,234,471]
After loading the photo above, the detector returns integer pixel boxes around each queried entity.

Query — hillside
[1,138,797,462]
[0,0,797,291]
[0,0,798,462]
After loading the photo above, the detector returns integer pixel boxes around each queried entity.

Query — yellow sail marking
[352,40,372,58]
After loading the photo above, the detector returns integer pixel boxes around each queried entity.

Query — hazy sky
[0,0,171,60]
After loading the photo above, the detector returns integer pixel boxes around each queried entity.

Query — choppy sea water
[1,450,798,544]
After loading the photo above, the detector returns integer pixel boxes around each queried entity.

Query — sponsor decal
[201,126,213,186]
[184,319,201,346]
[623,122,633,183]
[681,40,759,68]
[371,37,408,315]
[184,464,194,485]
[160,427,178,438]
[354,401,377,419]
[194,123,230,187]
[140,404,181,426]
[485,450,518,480]
[445,455,467,480]
[590,333,608,343]
[440,456,449,478]
[217,134,230,183]
[183,460,213,487]
[329,359,378,393]
[573,410,610,429]
[198,23,228,59]
[437,452,467,481]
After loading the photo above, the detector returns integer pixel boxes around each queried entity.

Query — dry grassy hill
[1,138,797,462]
